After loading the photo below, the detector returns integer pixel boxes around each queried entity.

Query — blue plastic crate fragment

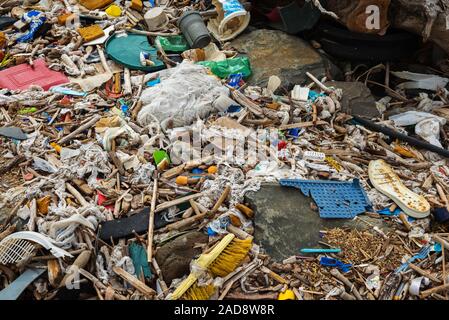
[279,179,372,219]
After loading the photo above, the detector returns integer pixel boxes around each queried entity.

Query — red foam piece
[0,59,69,91]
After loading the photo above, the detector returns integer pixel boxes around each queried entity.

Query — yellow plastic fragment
[105,4,122,17]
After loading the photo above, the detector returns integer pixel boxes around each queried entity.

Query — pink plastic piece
[0,59,69,91]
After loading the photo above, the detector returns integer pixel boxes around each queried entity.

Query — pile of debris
[0,0,449,301]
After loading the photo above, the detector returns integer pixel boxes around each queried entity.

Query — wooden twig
[66,182,88,207]
[78,268,127,300]
[408,263,441,283]
[420,283,449,299]
[211,185,231,214]
[112,266,156,298]
[147,178,158,262]
[58,115,101,145]
[330,268,363,300]
[155,192,204,213]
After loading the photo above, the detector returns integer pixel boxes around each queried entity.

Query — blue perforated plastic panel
[279,179,372,219]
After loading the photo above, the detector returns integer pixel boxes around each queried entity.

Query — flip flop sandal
[369,160,430,218]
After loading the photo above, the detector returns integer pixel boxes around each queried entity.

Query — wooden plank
[112,266,156,297]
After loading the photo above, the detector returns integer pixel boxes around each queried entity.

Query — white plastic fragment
[0,231,72,265]
[392,71,449,91]
[291,85,310,102]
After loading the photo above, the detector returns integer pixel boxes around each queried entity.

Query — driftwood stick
[78,268,127,300]
[152,258,168,293]
[155,192,204,213]
[226,292,278,300]
[189,199,201,216]
[409,263,442,283]
[165,213,206,231]
[211,185,231,214]
[108,151,125,176]
[58,115,101,145]
[112,266,156,297]
[330,268,363,300]
[147,178,158,262]
[434,235,449,252]
[58,250,91,288]
[420,283,449,299]
[66,182,88,207]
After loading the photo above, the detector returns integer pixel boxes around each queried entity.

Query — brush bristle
[208,237,252,277]
[180,282,216,300]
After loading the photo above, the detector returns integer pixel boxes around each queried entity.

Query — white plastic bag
[415,118,443,148]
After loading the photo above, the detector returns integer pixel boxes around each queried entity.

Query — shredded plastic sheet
[198,164,261,209]
[137,61,229,129]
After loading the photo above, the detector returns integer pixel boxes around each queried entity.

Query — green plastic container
[105,33,165,72]
[197,56,251,79]
[156,35,190,53]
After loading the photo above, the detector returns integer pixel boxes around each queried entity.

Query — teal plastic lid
[105,32,165,72]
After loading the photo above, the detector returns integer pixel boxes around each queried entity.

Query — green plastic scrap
[156,35,190,53]
[18,107,37,114]
[153,150,170,166]
[197,56,251,79]
[129,242,152,279]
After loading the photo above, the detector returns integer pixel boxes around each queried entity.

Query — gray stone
[0,126,27,140]
[245,184,387,262]
[231,29,340,89]
[155,231,208,285]
[325,81,379,118]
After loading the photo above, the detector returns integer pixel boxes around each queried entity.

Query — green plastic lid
[105,32,165,72]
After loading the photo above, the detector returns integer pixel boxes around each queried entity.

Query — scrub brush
[169,233,252,300]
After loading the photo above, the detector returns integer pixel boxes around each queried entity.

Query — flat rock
[155,231,208,285]
[325,81,379,118]
[231,29,340,89]
[246,184,388,261]
[0,126,27,140]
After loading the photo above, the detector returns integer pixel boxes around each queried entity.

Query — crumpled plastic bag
[415,118,443,148]
[390,111,446,148]
[389,111,446,126]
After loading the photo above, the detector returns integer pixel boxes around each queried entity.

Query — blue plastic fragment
[191,168,204,178]
[395,245,431,273]
[300,248,341,254]
[308,90,325,102]
[279,179,372,219]
[320,257,352,273]
[226,105,242,113]
[377,207,401,216]
[50,87,87,97]
[433,243,442,252]
[227,73,243,88]
[17,11,46,43]
[146,78,161,87]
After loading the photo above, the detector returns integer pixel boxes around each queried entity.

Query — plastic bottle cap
[207,165,218,174]
[175,176,188,185]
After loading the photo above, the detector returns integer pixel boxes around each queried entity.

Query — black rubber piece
[99,207,169,241]
[314,22,420,62]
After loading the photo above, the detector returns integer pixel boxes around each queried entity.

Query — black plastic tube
[351,115,449,159]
